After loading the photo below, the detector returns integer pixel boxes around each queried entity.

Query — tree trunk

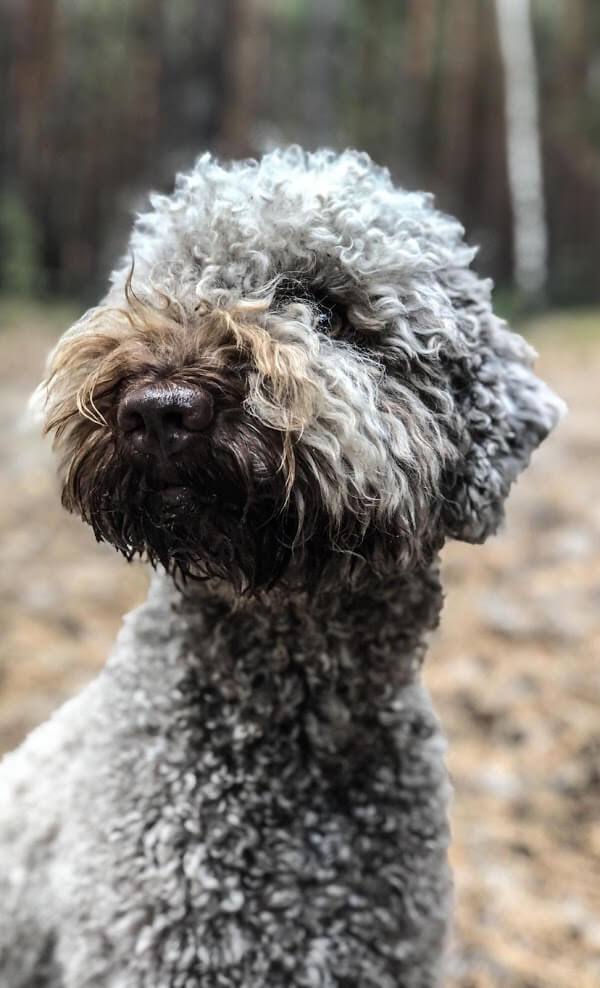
[494,0,547,300]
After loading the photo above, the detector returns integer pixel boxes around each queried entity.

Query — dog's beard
[59,417,333,592]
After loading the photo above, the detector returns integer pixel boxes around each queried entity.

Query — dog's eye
[319,306,349,341]
[273,279,346,337]
[315,305,339,334]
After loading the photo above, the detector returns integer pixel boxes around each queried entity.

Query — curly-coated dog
[0,149,563,987]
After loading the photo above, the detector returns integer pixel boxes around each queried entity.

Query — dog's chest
[54,585,448,985]
[74,749,438,986]
[59,667,446,986]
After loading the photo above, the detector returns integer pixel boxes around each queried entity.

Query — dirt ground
[1,300,598,987]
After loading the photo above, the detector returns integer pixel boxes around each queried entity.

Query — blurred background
[0,1,599,985]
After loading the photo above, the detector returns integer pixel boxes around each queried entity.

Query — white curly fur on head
[38,147,565,589]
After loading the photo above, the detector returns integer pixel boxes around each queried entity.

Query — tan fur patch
[40,284,334,501]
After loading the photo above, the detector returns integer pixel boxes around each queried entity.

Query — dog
[0,148,564,987]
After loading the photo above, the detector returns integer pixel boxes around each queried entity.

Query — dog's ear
[442,314,565,543]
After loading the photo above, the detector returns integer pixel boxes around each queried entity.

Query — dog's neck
[152,561,443,683]
[112,564,444,768]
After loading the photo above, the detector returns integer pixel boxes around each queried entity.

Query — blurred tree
[539,0,600,304]
[495,0,547,303]
[219,0,265,157]
[0,191,41,294]
[402,0,437,185]
[7,0,58,291]
[299,0,343,149]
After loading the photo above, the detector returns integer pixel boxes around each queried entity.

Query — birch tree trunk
[494,0,547,300]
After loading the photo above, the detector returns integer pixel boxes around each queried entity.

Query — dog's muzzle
[114,378,256,518]
[76,375,311,588]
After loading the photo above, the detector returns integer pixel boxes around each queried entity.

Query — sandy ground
[0,300,598,986]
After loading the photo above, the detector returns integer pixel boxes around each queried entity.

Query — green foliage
[0,193,43,296]
[0,293,79,335]
[522,306,600,344]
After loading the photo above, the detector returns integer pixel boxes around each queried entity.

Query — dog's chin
[146,484,220,514]
[152,484,195,507]
[63,435,346,591]
[79,475,300,592]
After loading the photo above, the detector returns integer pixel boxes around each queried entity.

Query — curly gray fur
[1,148,564,987]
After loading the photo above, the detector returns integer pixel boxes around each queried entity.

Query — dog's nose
[117,383,214,455]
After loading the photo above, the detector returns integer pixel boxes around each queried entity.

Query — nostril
[163,407,204,433]
[118,408,146,435]
[177,392,214,432]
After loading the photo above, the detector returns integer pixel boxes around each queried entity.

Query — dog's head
[35,149,564,592]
